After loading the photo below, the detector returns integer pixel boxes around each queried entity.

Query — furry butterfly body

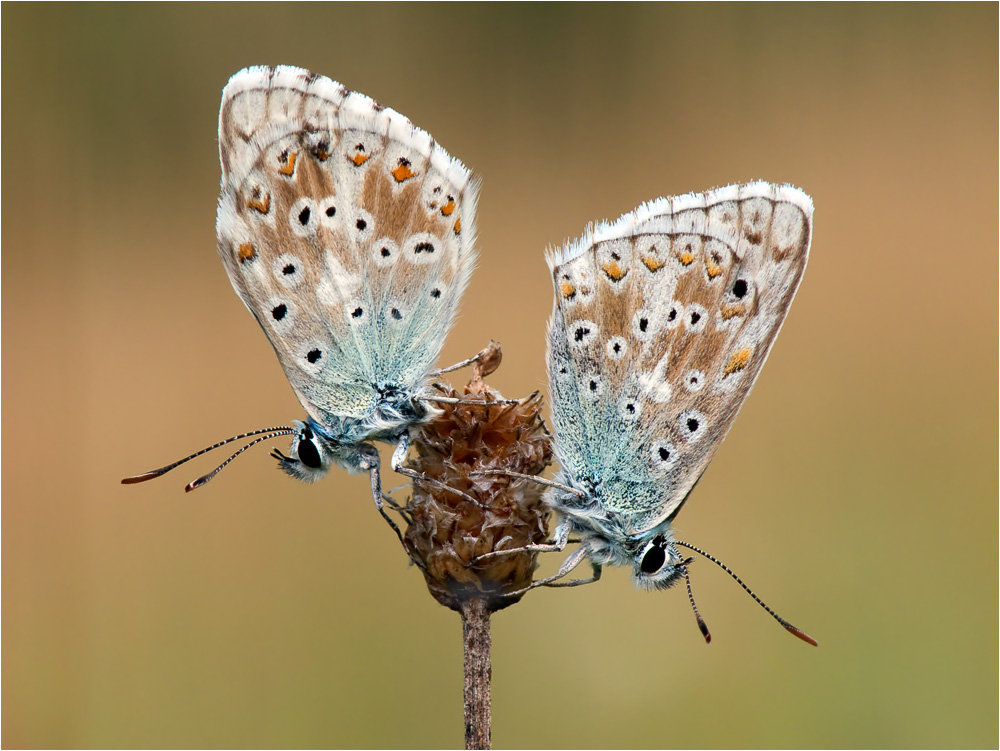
[542,182,812,589]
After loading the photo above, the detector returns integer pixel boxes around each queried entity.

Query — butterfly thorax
[316,383,429,446]
[549,471,686,588]
[550,470,671,542]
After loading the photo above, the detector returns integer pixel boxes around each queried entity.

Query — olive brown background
[3,4,996,748]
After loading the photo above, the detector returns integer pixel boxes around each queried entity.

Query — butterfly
[482,182,816,643]
[124,65,487,535]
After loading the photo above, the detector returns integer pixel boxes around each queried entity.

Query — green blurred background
[3,4,996,748]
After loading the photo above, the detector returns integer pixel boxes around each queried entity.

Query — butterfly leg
[505,546,601,597]
[359,450,405,546]
[541,554,602,589]
[421,394,519,407]
[390,432,483,506]
[472,518,572,565]
[429,340,500,377]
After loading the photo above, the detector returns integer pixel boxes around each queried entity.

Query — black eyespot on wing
[356,218,367,231]
[351,307,363,318]
[574,325,591,342]
[658,446,671,461]
[414,242,435,254]
[298,207,311,225]
[733,279,748,298]
[686,417,699,433]
[431,288,441,298]
[306,349,322,364]
[667,308,677,322]
[380,246,391,258]
[297,437,322,469]
[391,308,403,320]
[282,264,296,275]
[272,304,287,321]
[325,206,336,218]
[689,311,701,325]
[639,317,649,333]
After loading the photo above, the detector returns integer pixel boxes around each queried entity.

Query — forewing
[547,182,812,533]
[216,66,478,428]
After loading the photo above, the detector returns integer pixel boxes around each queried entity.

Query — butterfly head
[273,420,378,482]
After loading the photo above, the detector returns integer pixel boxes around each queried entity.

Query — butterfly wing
[216,66,478,434]
[547,182,812,534]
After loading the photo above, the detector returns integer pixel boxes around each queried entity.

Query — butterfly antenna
[185,429,296,492]
[675,540,818,646]
[679,557,711,644]
[121,426,295,485]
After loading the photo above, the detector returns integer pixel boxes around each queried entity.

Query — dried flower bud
[403,367,553,612]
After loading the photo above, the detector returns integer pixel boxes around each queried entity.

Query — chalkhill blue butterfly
[124,66,488,535]
[482,182,816,643]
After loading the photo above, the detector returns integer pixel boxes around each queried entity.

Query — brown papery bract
[403,365,553,613]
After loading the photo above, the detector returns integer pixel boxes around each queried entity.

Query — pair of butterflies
[125,65,815,645]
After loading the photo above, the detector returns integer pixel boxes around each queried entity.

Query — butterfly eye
[639,537,668,575]
[296,429,322,469]
[297,439,322,469]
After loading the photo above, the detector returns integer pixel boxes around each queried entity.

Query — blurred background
[3,4,996,748]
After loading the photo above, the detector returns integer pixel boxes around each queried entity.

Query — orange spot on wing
[678,251,695,266]
[391,161,415,182]
[350,152,370,166]
[601,260,628,282]
[237,243,256,262]
[560,281,576,299]
[705,259,723,278]
[454,218,462,235]
[440,199,456,216]
[246,190,270,214]
[642,255,666,272]
[277,151,297,176]
[720,304,745,320]
[723,347,752,376]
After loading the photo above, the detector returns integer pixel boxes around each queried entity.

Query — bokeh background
[3,4,996,748]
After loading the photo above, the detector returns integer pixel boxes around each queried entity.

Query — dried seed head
[403,369,553,612]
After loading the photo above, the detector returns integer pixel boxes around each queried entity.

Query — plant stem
[462,598,491,750]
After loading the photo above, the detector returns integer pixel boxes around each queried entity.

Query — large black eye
[297,435,322,469]
[640,543,667,575]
